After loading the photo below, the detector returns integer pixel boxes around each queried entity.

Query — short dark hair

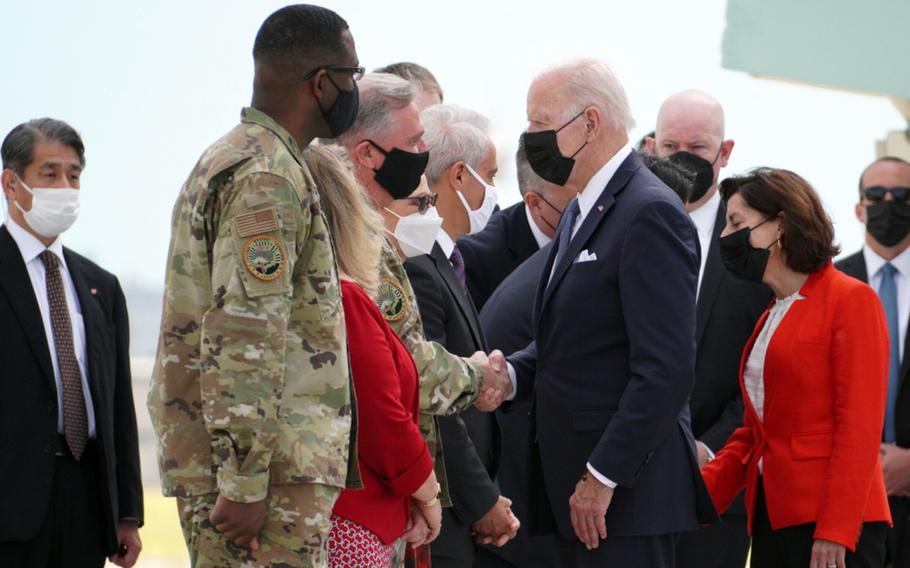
[374,62,443,102]
[858,156,910,195]
[253,4,349,81]
[638,151,694,204]
[720,168,839,273]
[1,118,85,176]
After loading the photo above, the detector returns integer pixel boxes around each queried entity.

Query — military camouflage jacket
[149,107,357,502]
[375,237,481,504]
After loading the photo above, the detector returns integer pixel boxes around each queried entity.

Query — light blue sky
[2,0,905,291]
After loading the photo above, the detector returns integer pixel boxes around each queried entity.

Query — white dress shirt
[5,218,97,437]
[864,245,910,360]
[688,191,721,298]
[743,291,804,471]
[524,204,551,249]
[436,229,456,261]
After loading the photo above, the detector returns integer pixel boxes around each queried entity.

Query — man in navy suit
[506,59,717,568]
[458,142,575,311]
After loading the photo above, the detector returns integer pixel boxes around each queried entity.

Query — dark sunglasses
[304,65,366,81]
[402,193,438,214]
[863,186,910,202]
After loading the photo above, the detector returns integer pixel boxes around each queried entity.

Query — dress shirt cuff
[586,463,618,489]
[505,363,518,401]
[698,440,716,461]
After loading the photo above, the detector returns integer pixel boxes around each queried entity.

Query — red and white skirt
[327,514,394,568]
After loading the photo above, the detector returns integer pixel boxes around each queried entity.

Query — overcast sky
[2,0,905,290]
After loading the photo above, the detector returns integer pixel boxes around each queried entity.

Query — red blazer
[701,263,892,551]
[333,280,433,544]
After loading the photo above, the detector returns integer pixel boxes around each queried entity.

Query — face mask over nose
[457,164,498,235]
[520,111,588,186]
[866,200,910,247]
[369,140,430,200]
[667,146,722,203]
[383,206,443,258]
[316,74,360,138]
[12,174,80,237]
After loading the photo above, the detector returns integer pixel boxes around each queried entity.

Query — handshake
[471,350,512,412]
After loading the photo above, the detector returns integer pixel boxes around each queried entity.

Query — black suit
[0,225,143,565]
[458,202,540,311]
[404,242,501,567]
[837,250,910,568]
[478,245,559,568]
[675,203,772,568]
[508,152,717,567]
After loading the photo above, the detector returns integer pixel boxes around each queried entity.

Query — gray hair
[421,104,493,186]
[1,118,85,176]
[541,57,635,131]
[335,73,415,146]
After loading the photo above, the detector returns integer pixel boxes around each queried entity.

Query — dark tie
[40,250,88,459]
[449,245,467,291]
[878,263,900,443]
[553,198,582,269]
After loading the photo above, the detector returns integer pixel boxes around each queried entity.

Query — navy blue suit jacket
[508,151,717,540]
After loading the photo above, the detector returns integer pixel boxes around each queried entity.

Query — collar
[577,144,633,221]
[4,216,67,269]
[688,191,721,237]
[241,107,306,165]
[436,229,456,259]
[863,242,910,281]
[797,261,835,298]
[524,202,551,248]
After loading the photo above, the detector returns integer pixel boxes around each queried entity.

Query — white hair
[540,57,635,131]
[421,104,493,186]
[336,73,415,146]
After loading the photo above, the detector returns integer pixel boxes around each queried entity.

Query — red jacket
[333,280,433,544]
[701,263,892,550]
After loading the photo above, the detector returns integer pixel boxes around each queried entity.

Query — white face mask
[13,175,80,238]
[459,164,498,235]
[384,206,443,258]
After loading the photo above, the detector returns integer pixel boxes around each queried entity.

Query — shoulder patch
[244,236,285,281]
[235,207,279,237]
[376,279,408,322]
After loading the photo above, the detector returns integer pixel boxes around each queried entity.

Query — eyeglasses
[402,193,438,214]
[304,65,366,82]
[863,186,910,202]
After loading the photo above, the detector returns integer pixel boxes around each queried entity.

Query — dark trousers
[676,513,749,568]
[555,532,678,568]
[886,496,910,568]
[751,478,887,568]
[0,440,106,568]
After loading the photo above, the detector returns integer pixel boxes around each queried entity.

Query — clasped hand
[471,350,512,412]
[472,496,520,546]
[209,495,267,550]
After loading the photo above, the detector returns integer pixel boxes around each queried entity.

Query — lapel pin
[597,205,605,212]
[90,288,98,296]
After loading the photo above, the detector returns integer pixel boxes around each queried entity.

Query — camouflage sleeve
[201,172,301,503]
[375,240,481,415]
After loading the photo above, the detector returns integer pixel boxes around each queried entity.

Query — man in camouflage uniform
[148,6,363,567]
[335,73,512,515]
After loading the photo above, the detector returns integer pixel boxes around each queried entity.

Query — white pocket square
[574,250,598,263]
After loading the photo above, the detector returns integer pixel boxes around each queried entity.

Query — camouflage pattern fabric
[375,237,482,506]
[177,483,340,567]
[148,107,359,507]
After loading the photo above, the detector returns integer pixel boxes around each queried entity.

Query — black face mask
[667,147,721,203]
[866,200,910,247]
[719,218,777,283]
[368,140,430,200]
[317,74,359,138]
[521,111,588,186]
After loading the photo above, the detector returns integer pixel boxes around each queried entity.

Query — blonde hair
[304,143,384,295]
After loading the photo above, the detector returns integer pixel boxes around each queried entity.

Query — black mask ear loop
[556,110,589,158]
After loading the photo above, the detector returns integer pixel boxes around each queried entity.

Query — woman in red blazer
[304,146,442,568]
[702,168,892,568]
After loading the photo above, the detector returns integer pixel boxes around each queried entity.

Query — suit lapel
[695,204,726,345]
[430,244,484,348]
[64,249,106,403]
[0,226,55,389]
[540,153,640,312]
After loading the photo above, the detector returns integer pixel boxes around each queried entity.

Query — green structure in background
[722,0,910,158]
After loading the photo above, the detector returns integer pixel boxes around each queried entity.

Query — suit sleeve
[700,423,754,514]
[506,341,537,403]
[112,278,144,525]
[814,284,889,550]
[587,200,699,487]
[436,414,499,523]
[344,290,433,498]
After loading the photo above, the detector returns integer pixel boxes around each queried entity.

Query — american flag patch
[235,207,279,237]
